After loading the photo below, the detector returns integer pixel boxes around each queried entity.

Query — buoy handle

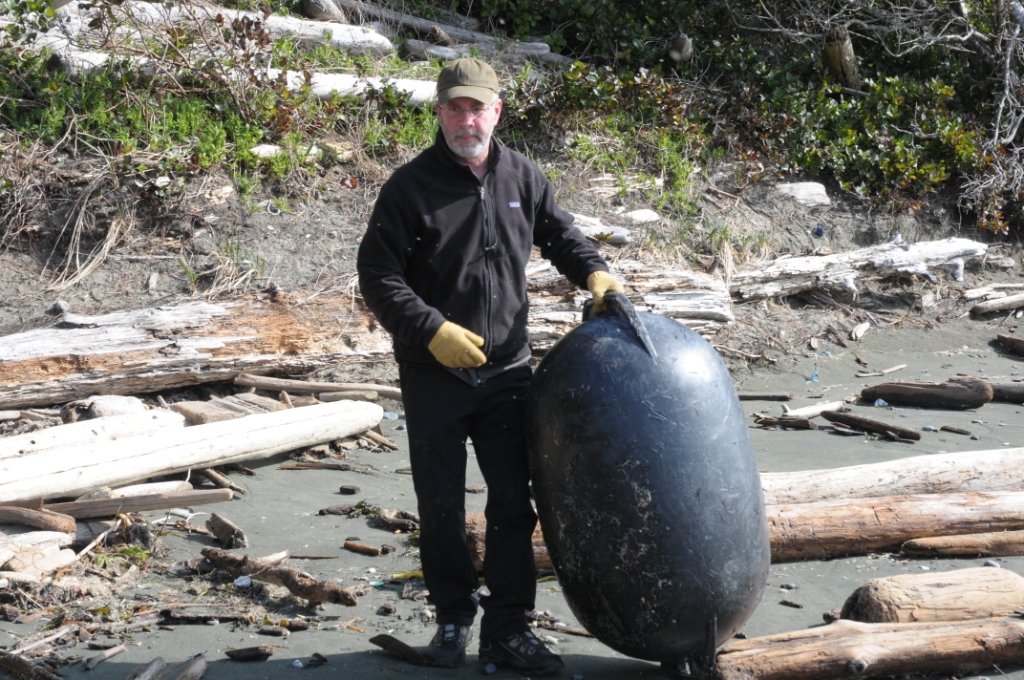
[582,291,657,358]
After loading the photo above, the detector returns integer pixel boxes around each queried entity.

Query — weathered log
[201,548,357,607]
[991,381,1024,402]
[206,514,247,549]
[32,489,233,519]
[77,481,192,501]
[84,644,125,671]
[234,373,401,401]
[319,390,378,402]
[0,299,392,410]
[715,617,1024,680]
[737,393,794,401]
[334,0,496,44]
[0,651,65,680]
[9,548,77,578]
[753,417,818,430]
[0,411,185,461]
[343,541,381,557]
[195,469,246,495]
[761,446,1024,505]
[265,67,436,105]
[860,378,993,410]
[225,645,273,662]
[125,658,167,680]
[820,410,921,441]
[0,508,75,534]
[165,653,207,680]
[780,401,846,419]
[466,511,550,571]
[902,530,1024,557]
[971,292,1024,315]
[998,333,1024,357]
[0,400,383,501]
[768,491,1024,561]
[730,238,990,301]
[963,283,1024,300]
[369,634,432,666]
[823,24,862,89]
[840,567,1024,623]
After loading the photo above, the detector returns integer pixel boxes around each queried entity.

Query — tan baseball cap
[436,58,499,105]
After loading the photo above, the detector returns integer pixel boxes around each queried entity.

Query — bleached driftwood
[730,238,991,301]
[715,617,1024,680]
[760,446,1024,505]
[526,261,733,349]
[962,282,1024,300]
[0,411,185,461]
[0,299,392,410]
[779,401,846,419]
[768,491,1024,562]
[971,291,1024,315]
[265,67,436,105]
[570,214,632,246]
[0,401,382,502]
[840,567,1024,623]
[334,0,496,44]
[902,530,1024,557]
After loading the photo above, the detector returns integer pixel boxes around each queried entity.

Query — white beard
[445,130,488,158]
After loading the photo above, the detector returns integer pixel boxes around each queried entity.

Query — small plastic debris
[484,663,498,675]
[780,583,797,590]
[369,581,385,587]
[396,424,407,431]
[920,566,930,570]
[922,426,936,432]
[1004,442,1012,447]
[813,226,825,237]
[818,351,832,357]
[367,567,377,574]
[291,660,304,668]
[234,576,252,588]
[805,370,819,386]
[383,411,399,420]
[206,619,220,626]
[971,435,980,440]
[984,560,1001,568]
[874,398,889,407]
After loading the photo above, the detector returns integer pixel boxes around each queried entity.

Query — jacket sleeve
[357,180,447,349]
[530,171,608,289]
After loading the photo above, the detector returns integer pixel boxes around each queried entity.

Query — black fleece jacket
[357,130,609,367]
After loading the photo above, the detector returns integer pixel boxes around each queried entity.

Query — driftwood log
[860,377,993,410]
[991,381,1024,403]
[206,514,247,549]
[715,617,1024,680]
[124,658,167,680]
[0,400,382,502]
[840,567,1024,623]
[761,446,1024,505]
[0,508,75,534]
[0,652,65,680]
[466,511,550,571]
[234,373,400,401]
[779,401,845,419]
[0,411,185,461]
[820,410,921,441]
[902,530,1024,557]
[998,333,1024,357]
[4,489,234,519]
[971,292,1024,315]
[201,547,358,607]
[767,491,1024,561]
[730,238,990,301]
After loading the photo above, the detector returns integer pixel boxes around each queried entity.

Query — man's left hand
[587,270,624,314]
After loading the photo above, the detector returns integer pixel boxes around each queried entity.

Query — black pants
[399,363,537,643]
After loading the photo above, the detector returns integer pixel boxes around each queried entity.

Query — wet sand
[2,319,1023,680]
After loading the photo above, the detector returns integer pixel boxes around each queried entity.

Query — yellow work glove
[428,321,487,369]
[587,270,625,314]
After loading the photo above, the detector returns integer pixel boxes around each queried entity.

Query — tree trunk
[860,377,993,410]
[760,446,1024,505]
[823,24,862,89]
[0,401,382,502]
[840,567,1024,623]
[730,238,990,301]
[716,617,1024,680]
[902,530,1024,557]
[0,411,184,461]
[971,292,1024,315]
[768,491,1024,561]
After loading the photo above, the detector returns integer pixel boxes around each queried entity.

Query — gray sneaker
[424,623,472,667]
[479,629,564,675]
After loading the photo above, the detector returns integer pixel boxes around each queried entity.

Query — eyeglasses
[438,103,495,119]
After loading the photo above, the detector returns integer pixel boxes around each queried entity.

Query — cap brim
[437,86,498,105]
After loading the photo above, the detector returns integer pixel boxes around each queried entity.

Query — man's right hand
[428,321,487,368]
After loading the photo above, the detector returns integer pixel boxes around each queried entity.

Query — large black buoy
[526,293,770,667]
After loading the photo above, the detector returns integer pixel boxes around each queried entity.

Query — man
[357,58,623,675]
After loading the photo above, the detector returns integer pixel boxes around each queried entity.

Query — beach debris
[338,485,361,495]
[194,468,246,495]
[805,370,819,386]
[998,333,1024,357]
[205,514,247,549]
[378,509,419,532]
[860,377,993,410]
[753,416,818,430]
[855,363,907,378]
[850,322,870,341]
[164,653,208,680]
[124,657,167,680]
[235,373,400,401]
[940,425,972,435]
[0,507,76,534]
[84,644,126,670]
[990,380,1024,403]
[0,652,64,680]
[319,505,355,516]
[258,626,289,637]
[368,634,432,666]
[225,645,273,662]
[820,411,921,441]
[343,541,382,557]
[780,401,846,419]
[840,567,1024,623]
[201,547,357,607]
[736,392,795,401]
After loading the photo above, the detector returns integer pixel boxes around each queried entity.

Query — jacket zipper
[479,184,493,360]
